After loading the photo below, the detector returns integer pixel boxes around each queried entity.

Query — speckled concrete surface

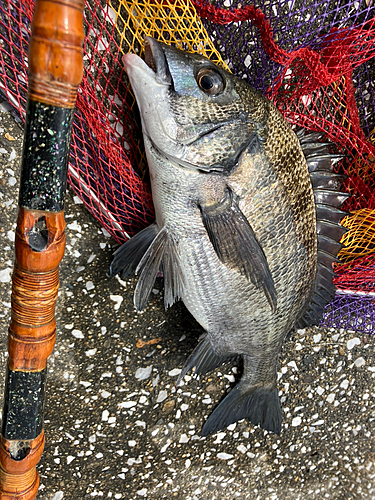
[0,104,374,500]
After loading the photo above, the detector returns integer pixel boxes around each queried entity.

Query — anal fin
[177,336,232,386]
[110,223,159,278]
[134,226,185,312]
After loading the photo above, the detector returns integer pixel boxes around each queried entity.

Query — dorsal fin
[296,129,349,328]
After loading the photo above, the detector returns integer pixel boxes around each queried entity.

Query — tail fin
[201,381,281,436]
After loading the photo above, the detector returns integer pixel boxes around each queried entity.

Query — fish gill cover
[0,0,374,331]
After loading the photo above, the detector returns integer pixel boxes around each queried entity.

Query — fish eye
[196,67,225,96]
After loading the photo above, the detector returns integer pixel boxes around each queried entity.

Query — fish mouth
[144,36,171,85]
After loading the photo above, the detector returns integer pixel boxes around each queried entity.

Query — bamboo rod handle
[0,0,84,498]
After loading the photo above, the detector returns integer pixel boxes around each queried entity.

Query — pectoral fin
[200,187,277,312]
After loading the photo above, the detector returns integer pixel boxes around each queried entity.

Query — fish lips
[144,36,171,85]
[122,37,171,88]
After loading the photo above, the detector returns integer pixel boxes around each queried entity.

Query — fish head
[122,37,268,173]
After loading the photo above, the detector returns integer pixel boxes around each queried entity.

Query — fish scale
[110,37,348,436]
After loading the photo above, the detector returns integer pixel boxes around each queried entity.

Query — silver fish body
[111,38,348,435]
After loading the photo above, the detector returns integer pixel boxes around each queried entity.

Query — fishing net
[0,0,374,332]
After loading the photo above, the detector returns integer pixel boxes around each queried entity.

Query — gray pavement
[0,103,374,500]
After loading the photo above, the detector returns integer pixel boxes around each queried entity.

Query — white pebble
[101,390,111,398]
[313,333,321,343]
[119,401,137,409]
[354,357,365,367]
[340,379,349,390]
[67,221,81,232]
[110,294,123,310]
[312,420,325,426]
[66,456,75,465]
[7,230,15,242]
[9,149,16,161]
[179,434,189,443]
[8,176,16,186]
[135,365,153,380]
[181,404,189,411]
[85,349,97,357]
[156,391,168,403]
[316,386,325,395]
[292,416,302,426]
[168,368,181,377]
[185,459,191,468]
[326,393,335,403]
[137,489,147,497]
[72,329,84,339]
[85,281,95,291]
[51,493,64,500]
[217,452,234,460]
[347,338,360,350]
[101,228,111,238]
[287,361,298,371]
[128,440,136,447]
[0,268,11,283]
[160,439,171,453]
[237,445,247,454]
[102,410,109,421]
[73,195,83,204]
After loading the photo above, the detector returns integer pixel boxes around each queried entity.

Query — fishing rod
[0,0,84,497]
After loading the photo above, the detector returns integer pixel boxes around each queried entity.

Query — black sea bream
[111,37,348,435]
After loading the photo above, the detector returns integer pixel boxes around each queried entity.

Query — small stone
[347,338,360,350]
[5,132,15,141]
[217,452,234,460]
[156,390,168,403]
[354,357,366,368]
[162,400,175,415]
[292,416,302,427]
[205,384,220,394]
[168,368,181,377]
[340,379,349,390]
[0,268,11,283]
[338,347,345,356]
[72,329,84,339]
[135,365,153,380]
[326,393,335,403]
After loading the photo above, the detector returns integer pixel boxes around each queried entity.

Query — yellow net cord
[109,0,229,68]
[339,127,375,265]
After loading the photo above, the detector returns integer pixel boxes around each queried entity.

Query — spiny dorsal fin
[296,129,349,328]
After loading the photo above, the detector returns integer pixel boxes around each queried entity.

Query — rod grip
[28,0,85,107]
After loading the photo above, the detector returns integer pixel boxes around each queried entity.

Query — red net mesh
[0,0,375,332]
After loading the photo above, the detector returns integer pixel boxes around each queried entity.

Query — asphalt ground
[0,104,374,500]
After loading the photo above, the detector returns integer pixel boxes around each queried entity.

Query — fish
[110,37,348,436]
